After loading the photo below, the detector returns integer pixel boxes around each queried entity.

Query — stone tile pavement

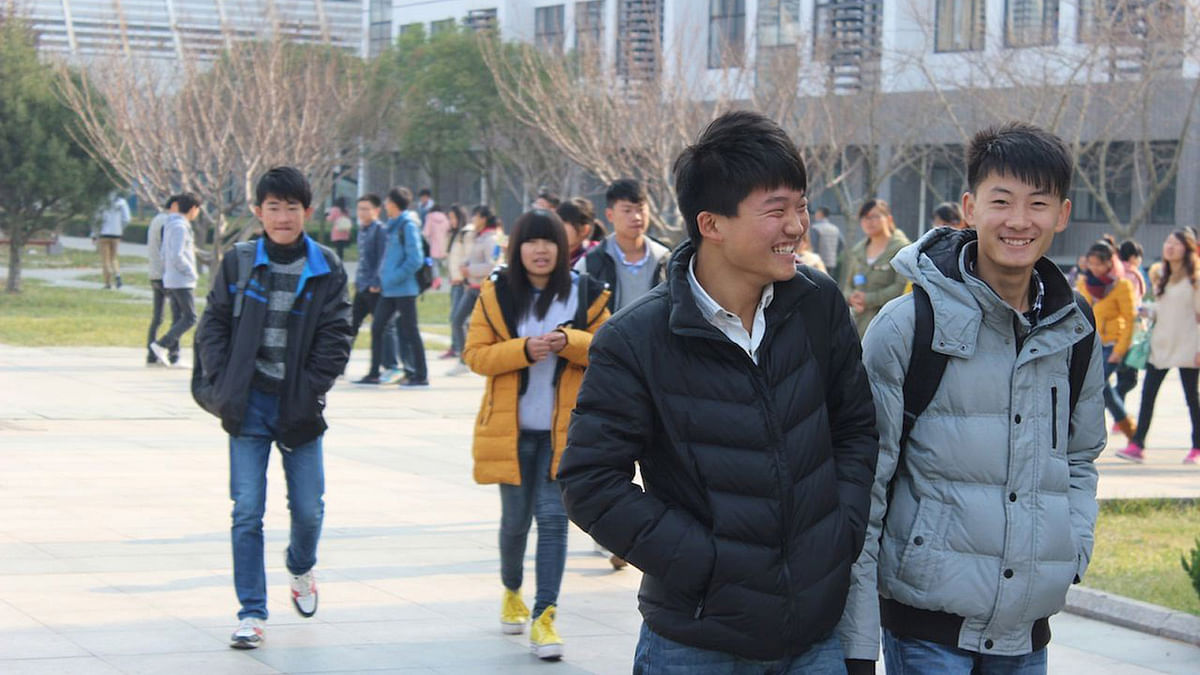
[1,345,1199,673]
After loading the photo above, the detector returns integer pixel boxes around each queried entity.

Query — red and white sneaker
[230,617,264,649]
[1184,449,1200,465]
[290,570,318,617]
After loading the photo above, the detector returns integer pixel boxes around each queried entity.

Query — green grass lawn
[1084,499,1200,615]
[18,247,143,270]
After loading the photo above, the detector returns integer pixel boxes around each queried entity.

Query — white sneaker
[149,342,170,366]
[445,362,469,377]
[230,617,264,649]
[381,368,404,384]
[290,570,318,617]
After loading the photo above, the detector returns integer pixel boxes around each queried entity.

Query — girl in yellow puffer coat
[463,209,610,661]
[1076,239,1138,441]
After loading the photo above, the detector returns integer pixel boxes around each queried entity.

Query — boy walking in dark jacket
[194,167,353,649]
[559,111,879,672]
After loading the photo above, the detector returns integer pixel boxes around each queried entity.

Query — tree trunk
[6,237,22,294]
[210,212,227,285]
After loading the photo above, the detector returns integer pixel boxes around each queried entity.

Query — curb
[1066,585,1200,646]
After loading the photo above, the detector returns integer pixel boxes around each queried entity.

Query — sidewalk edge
[1065,585,1200,646]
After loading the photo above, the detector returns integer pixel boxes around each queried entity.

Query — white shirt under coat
[517,276,580,431]
[688,257,774,365]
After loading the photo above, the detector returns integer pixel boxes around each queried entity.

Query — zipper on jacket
[1051,386,1059,449]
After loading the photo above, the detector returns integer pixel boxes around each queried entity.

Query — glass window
[758,0,800,48]
[536,5,566,52]
[708,0,746,69]
[575,1,604,52]
[1005,0,1058,47]
[935,0,985,52]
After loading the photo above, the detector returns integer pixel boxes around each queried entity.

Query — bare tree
[57,28,389,275]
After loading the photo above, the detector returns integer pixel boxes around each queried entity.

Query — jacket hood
[892,227,1089,358]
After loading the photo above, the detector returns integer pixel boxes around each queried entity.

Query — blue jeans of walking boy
[499,431,567,618]
[229,389,325,620]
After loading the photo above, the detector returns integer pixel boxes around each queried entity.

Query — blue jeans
[634,624,846,674]
[452,286,480,363]
[449,284,465,354]
[883,630,1047,674]
[499,431,566,618]
[229,389,325,620]
[1101,345,1130,421]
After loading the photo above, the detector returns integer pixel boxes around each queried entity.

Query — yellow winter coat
[464,272,610,485]
[1076,276,1137,357]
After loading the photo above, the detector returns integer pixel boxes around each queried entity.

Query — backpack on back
[899,285,1097,452]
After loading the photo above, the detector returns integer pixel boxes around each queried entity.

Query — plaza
[2,340,1200,673]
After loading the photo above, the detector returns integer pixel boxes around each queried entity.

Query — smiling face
[253,195,313,246]
[1163,233,1187,264]
[520,237,559,284]
[964,173,1070,275]
[701,187,808,285]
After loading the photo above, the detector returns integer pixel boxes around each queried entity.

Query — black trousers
[1133,366,1200,448]
[146,280,172,362]
[370,296,426,381]
[157,287,197,353]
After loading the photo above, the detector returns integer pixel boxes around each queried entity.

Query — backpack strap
[900,285,950,451]
[231,241,257,319]
[1068,291,1097,432]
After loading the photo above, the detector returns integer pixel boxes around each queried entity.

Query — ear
[604,207,614,223]
[961,191,975,228]
[304,206,316,220]
[251,205,264,222]
[696,211,724,243]
[1054,199,1072,233]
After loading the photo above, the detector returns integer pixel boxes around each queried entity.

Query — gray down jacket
[838,228,1106,660]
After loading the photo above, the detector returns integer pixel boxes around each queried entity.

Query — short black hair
[255,166,312,208]
[418,188,432,198]
[387,187,412,210]
[556,197,595,229]
[967,122,1072,200]
[538,191,561,208]
[333,196,347,210]
[605,178,647,208]
[357,193,382,208]
[933,201,962,224]
[164,195,179,210]
[1118,239,1143,261]
[814,206,830,219]
[673,110,807,249]
[174,192,201,214]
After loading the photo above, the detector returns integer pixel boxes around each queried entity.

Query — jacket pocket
[1051,386,1059,450]
[895,499,942,593]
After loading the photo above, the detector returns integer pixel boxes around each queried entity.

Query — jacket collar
[666,240,816,340]
[252,234,331,297]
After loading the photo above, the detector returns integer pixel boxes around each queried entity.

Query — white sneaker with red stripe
[230,617,264,649]
[290,570,318,617]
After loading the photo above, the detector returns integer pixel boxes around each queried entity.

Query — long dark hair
[506,210,571,320]
[1157,228,1199,297]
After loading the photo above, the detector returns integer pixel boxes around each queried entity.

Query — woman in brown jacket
[463,209,610,661]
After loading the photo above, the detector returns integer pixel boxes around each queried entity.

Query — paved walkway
[1,346,1199,674]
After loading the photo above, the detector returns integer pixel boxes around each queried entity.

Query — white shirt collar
[687,256,775,364]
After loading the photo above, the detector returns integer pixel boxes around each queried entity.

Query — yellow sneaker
[500,588,530,635]
[529,606,564,660]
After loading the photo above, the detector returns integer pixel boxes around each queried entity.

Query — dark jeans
[449,283,465,354]
[451,286,480,363]
[157,287,197,354]
[499,431,567,618]
[351,289,397,370]
[1115,363,1140,404]
[633,624,845,674]
[370,296,425,381]
[1100,345,1130,421]
[882,630,1046,674]
[229,390,324,620]
[332,241,347,260]
[1133,366,1200,448]
[146,279,175,362]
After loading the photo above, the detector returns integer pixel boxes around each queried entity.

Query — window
[1078,0,1184,45]
[535,5,566,52]
[1005,0,1058,47]
[575,1,604,53]
[398,22,422,37]
[708,0,745,69]
[813,1,884,93]
[465,8,498,33]
[431,18,456,36]
[1072,142,1133,223]
[368,0,391,57]
[935,0,985,52]
[758,0,800,48]
[617,0,663,78]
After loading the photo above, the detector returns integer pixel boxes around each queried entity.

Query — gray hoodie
[161,213,197,289]
[838,228,1106,660]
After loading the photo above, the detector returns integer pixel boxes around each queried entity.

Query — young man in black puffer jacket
[559,111,879,671]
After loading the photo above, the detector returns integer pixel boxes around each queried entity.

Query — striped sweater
[251,242,307,393]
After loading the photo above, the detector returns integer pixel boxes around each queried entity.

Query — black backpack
[191,241,257,417]
[399,219,434,294]
[899,285,1097,452]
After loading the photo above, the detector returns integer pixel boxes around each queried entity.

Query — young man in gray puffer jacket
[839,123,1106,674]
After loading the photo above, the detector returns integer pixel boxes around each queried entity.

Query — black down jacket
[559,241,879,660]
